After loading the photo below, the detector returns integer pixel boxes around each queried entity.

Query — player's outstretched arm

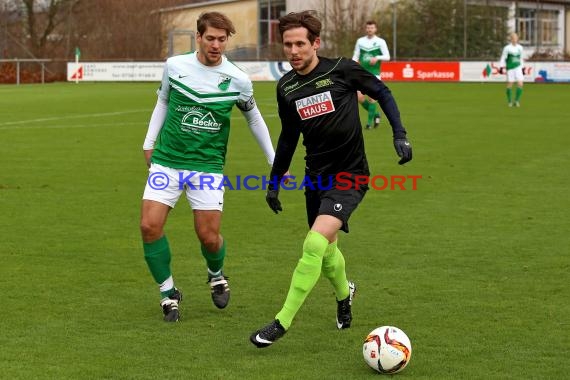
[265,89,302,213]
[377,39,391,61]
[348,61,413,165]
[238,96,276,166]
[498,46,508,73]
[351,39,361,62]
[142,98,168,167]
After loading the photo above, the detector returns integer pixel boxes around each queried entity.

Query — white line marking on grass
[0,122,145,130]
[0,113,279,130]
[0,110,148,127]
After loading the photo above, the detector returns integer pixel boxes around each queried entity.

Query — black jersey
[271,56,407,179]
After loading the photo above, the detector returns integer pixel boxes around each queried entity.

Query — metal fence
[0,59,67,85]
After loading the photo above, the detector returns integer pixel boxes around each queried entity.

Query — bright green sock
[515,87,523,101]
[275,231,328,329]
[321,241,349,301]
[360,99,371,112]
[201,239,226,274]
[367,102,376,126]
[143,235,174,298]
[506,88,512,103]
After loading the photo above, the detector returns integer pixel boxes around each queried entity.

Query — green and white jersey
[499,43,524,70]
[152,52,253,173]
[352,36,390,76]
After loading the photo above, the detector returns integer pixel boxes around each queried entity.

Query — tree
[65,0,194,60]
[19,0,80,57]
[316,0,381,58]
[4,0,191,60]
[382,0,507,59]
[464,2,508,59]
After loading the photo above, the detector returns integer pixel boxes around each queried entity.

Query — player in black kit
[250,10,413,348]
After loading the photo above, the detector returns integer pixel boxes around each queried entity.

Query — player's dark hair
[278,11,321,44]
[197,11,236,36]
[365,20,377,27]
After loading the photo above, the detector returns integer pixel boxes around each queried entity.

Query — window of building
[517,7,559,46]
[539,9,558,46]
[259,0,286,47]
[517,8,536,44]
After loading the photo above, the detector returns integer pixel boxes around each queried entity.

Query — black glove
[499,67,506,75]
[394,138,413,165]
[266,189,282,214]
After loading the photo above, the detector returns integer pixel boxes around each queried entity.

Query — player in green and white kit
[140,12,275,321]
[499,33,525,107]
[352,20,390,129]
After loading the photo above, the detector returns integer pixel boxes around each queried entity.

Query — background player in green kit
[250,11,412,348]
[352,20,390,129]
[140,12,275,322]
[499,32,525,107]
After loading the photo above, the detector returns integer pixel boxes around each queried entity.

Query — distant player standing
[140,12,275,322]
[352,20,390,129]
[499,32,525,107]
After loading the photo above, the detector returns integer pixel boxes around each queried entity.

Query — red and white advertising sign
[295,91,336,120]
[67,62,163,81]
[69,65,83,80]
[380,62,460,81]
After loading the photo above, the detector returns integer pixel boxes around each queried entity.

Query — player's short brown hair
[365,20,377,27]
[197,11,236,36]
[278,11,321,44]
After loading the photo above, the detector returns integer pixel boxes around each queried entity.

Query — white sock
[159,275,174,293]
[208,269,222,278]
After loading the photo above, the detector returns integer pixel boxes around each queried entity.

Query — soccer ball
[362,326,412,374]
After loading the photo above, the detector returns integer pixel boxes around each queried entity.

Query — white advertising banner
[460,61,570,83]
[68,61,570,83]
[232,61,292,81]
[67,61,291,82]
[532,62,570,82]
[67,62,164,81]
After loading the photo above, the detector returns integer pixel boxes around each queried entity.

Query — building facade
[158,0,570,59]
[495,0,569,58]
[157,0,286,59]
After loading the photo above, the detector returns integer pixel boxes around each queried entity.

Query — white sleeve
[240,100,275,166]
[377,39,391,61]
[156,61,170,102]
[142,98,168,150]
[499,46,508,67]
[352,39,361,62]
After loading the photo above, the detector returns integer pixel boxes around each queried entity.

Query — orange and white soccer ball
[363,326,412,374]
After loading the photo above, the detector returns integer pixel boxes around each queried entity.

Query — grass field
[0,80,568,379]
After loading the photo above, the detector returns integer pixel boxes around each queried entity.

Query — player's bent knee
[140,221,163,242]
[321,263,335,278]
[302,231,329,257]
[198,233,221,252]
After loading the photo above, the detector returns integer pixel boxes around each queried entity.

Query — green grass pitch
[0,81,568,379]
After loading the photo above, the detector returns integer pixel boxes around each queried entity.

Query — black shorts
[305,174,368,233]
